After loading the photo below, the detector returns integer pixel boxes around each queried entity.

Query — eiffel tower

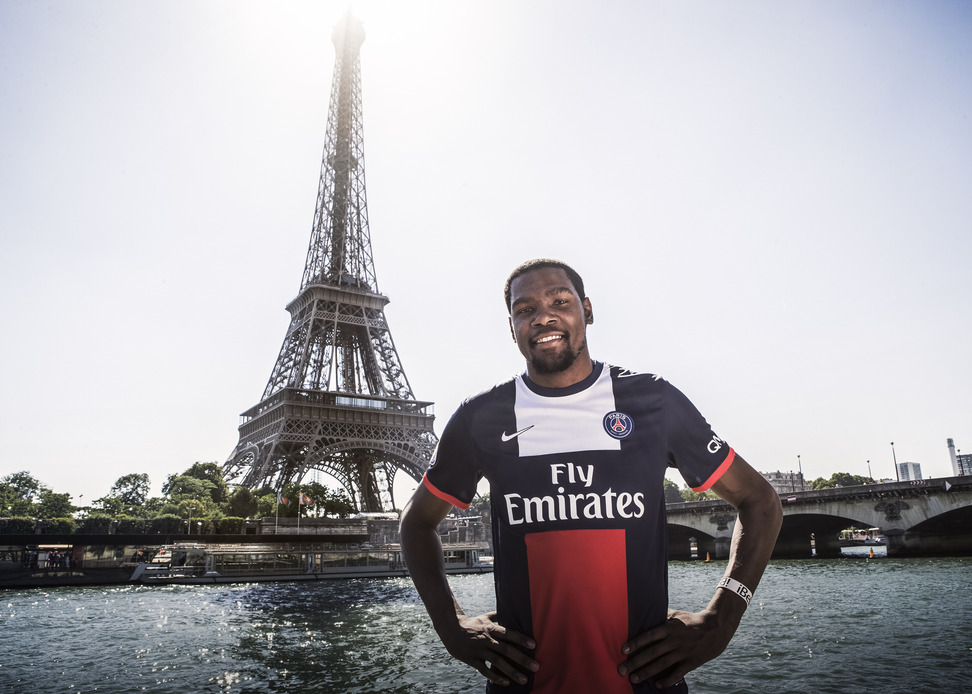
[223,12,438,512]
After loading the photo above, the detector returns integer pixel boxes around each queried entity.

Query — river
[1,552,970,693]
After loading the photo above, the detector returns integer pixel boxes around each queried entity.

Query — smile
[534,334,564,344]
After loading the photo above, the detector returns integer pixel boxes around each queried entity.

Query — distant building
[897,461,922,481]
[947,438,972,476]
[761,470,808,494]
[958,454,972,477]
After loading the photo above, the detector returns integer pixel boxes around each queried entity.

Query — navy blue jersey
[423,362,734,693]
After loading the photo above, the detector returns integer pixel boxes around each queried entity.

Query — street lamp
[891,442,899,481]
[867,459,873,481]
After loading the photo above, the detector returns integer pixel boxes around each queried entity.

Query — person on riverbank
[400,258,783,693]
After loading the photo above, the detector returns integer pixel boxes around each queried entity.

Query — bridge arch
[665,477,972,559]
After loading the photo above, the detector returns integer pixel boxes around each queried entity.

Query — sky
[1,0,970,509]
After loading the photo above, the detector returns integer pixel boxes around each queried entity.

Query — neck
[526,357,595,389]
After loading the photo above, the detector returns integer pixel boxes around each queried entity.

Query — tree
[316,486,355,518]
[831,472,874,488]
[226,486,259,518]
[165,475,217,505]
[1,471,46,515]
[811,472,875,490]
[171,462,229,503]
[91,495,126,516]
[256,492,279,518]
[470,493,491,519]
[36,490,74,519]
[663,478,683,504]
[679,488,706,502]
[276,482,356,518]
[177,498,209,533]
[109,473,151,507]
[1,471,44,500]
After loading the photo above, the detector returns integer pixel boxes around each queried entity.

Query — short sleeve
[422,404,483,510]
[664,381,735,492]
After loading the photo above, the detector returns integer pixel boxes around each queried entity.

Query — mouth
[532,332,565,346]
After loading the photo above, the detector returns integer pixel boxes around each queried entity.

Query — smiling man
[400,258,782,693]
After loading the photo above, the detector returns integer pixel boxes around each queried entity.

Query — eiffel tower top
[301,11,377,294]
[258,9,417,404]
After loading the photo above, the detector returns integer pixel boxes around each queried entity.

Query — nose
[532,307,557,326]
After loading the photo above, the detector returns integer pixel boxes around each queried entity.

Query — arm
[618,454,782,687]
[400,483,539,686]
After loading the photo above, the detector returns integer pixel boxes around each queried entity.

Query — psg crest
[603,411,634,440]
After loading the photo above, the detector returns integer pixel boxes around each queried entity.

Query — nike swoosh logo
[501,425,534,442]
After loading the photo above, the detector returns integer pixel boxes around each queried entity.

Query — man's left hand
[617,609,735,688]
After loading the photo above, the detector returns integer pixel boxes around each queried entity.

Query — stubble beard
[529,334,587,375]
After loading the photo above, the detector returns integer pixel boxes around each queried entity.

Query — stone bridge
[666,475,972,559]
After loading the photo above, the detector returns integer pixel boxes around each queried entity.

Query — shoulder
[441,374,519,434]
[603,363,668,390]
[458,373,520,411]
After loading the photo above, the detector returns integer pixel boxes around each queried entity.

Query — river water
[2,551,970,694]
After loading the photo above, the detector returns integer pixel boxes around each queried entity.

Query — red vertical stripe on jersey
[525,529,631,694]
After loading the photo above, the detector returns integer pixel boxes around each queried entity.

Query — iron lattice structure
[224,14,438,512]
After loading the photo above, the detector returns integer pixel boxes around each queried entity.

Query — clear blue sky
[1,0,970,506]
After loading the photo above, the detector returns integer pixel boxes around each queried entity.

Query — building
[897,461,922,481]
[958,454,972,477]
[761,470,809,494]
[947,438,972,477]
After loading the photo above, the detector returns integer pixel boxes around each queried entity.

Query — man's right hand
[439,611,539,687]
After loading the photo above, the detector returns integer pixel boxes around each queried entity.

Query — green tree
[165,476,217,505]
[36,490,74,519]
[315,486,355,518]
[1,471,45,515]
[680,486,713,502]
[226,486,259,518]
[91,495,126,516]
[809,477,829,491]
[142,496,169,515]
[811,472,875,490]
[830,472,874,488]
[663,478,683,504]
[164,462,229,504]
[0,483,30,517]
[109,473,151,507]
[276,482,356,518]
[256,492,279,518]
[470,493,491,519]
[177,498,210,533]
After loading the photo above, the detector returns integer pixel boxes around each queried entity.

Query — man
[400,259,782,692]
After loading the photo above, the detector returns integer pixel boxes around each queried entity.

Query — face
[508,267,594,387]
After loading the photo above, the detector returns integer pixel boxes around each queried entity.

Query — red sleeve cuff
[422,474,471,510]
[691,447,736,493]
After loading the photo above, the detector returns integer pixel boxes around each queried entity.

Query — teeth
[536,335,562,344]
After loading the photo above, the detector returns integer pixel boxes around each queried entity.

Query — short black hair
[504,259,586,314]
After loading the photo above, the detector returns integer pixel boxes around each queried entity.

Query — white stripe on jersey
[513,367,620,457]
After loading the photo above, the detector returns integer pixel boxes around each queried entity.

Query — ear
[509,316,517,342]
[583,297,594,325]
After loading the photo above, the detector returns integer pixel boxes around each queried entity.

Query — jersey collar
[520,360,603,397]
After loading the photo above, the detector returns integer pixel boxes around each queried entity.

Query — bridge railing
[667,475,972,511]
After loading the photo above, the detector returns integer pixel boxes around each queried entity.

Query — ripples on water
[1,557,970,693]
